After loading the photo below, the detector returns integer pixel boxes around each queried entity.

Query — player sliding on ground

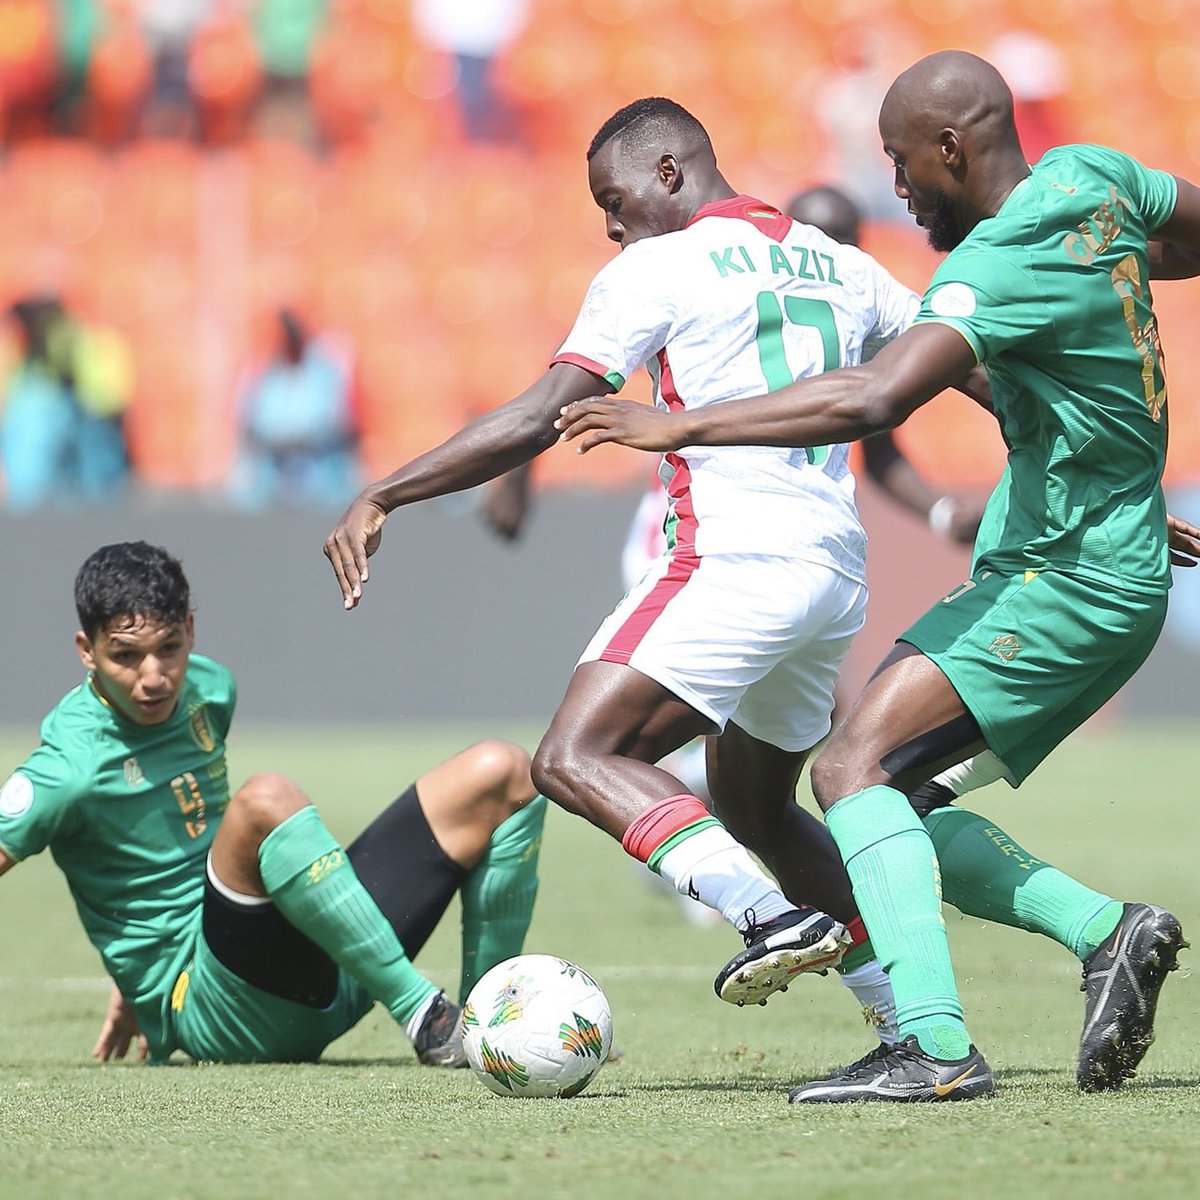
[0,542,545,1067]
[558,52,1200,1102]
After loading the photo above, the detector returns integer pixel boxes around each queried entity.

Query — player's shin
[922,806,1122,960]
[459,795,547,1002]
[623,794,793,928]
[258,806,438,1026]
[826,785,972,1060]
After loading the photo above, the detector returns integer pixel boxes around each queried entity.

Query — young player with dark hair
[0,541,545,1067]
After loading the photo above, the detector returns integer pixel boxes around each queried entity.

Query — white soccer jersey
[554,195,919,581]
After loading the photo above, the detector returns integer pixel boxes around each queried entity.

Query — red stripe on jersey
[549,352,616,381]
[657,349,697,557]
[599,550,700,665]
[599,349,701,665]
[686,194,792,243]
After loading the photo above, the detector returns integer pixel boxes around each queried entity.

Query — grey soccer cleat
[789,1035,995,1104]
[1077,902,1187,1092]
[413,992,469,1068]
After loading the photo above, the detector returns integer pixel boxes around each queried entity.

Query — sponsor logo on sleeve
[0,773,34,819]
[928,282,977,318]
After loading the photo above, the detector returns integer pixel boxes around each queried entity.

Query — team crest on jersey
[123,757,145,788]
[188,705,215,752]
[0,773,33,819]
[988,634,1023,663]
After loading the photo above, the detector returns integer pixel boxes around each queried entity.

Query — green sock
[826,785,971,1061]
[259,806,438,1025]
[459,796,547,1003]
[922,807,1122,960]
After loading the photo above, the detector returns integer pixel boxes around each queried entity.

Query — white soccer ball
[461,953,613,1099]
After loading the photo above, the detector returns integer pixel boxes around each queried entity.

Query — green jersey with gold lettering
[0,655,235,1057]
[914,144,1178,594]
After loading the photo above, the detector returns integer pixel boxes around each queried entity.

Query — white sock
[404,990,440,1041]
[655,826,792,931]
[838,959,898,1045]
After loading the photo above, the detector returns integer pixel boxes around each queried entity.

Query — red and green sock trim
[621,794,722,874]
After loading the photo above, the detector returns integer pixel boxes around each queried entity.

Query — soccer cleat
[788,1035,995,1104]
[413,993,469,1068]
[1076,902,1188,1093]
[714,908,851,1007]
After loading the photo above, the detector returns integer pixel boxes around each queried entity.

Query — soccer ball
[461,953,613,1099]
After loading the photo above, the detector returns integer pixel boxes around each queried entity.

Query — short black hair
[74,541,191,640]
[587,97,711,161]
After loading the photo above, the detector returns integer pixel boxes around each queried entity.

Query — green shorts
[167,921,372,1063]
[900,566,1166,785]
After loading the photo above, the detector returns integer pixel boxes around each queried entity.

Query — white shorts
[578,552,867,752]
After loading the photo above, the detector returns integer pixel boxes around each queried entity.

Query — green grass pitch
[1,721,1198,1200]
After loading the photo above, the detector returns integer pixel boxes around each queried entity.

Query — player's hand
[324,494,388,609]
[1167,512,1200,567]
[91,983,148,1063]
[555,398,686,454]
[947,499,985,545]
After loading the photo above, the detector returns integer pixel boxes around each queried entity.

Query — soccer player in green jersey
[557,50,1200,1102]
[0,541,545,1067]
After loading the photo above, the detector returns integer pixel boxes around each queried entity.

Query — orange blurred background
[1,0,1198,496]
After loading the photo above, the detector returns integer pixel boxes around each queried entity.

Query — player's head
[74,542,195,726]
[878,50,1025,252]
[586,98,721,249]
[784,186,862,247]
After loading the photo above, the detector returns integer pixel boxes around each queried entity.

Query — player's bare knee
[460,739,535,817]
[530,736,587,816]
[809,751,858,813]
[229,771,311,836]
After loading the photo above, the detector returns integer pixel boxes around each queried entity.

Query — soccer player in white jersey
[325,97,980,1007]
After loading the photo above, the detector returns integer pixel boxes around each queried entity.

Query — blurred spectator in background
[0,295,132,510]
[84,0,153,149]
[71,309,134,500]
[0,0,58,144]
[987,30,1069,162]
[138,0,211,138]
[252,0,325,144]
[189,1,261,147]
[231,307,360,509]
[1,298,76,509]
[412,0,527,144]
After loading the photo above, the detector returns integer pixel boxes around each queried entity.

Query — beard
[924,189,964,253]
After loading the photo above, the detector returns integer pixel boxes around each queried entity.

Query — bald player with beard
[558,51,1200,1103]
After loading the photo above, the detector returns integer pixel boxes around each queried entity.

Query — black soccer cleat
[788,1035,995,1104]
[413,992,469,1068]
[1076,902,1188,1093]
[714,907,851,1007]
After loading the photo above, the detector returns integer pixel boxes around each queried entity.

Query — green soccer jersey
[0,655,235,1058]
[915,144,1178,594]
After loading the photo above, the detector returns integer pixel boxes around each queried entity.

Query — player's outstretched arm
[0,848,16,878]
[91,982,148,1063]
[325,363,614,609]
[557,323,977,455]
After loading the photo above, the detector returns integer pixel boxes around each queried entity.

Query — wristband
[928,495,957,537]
